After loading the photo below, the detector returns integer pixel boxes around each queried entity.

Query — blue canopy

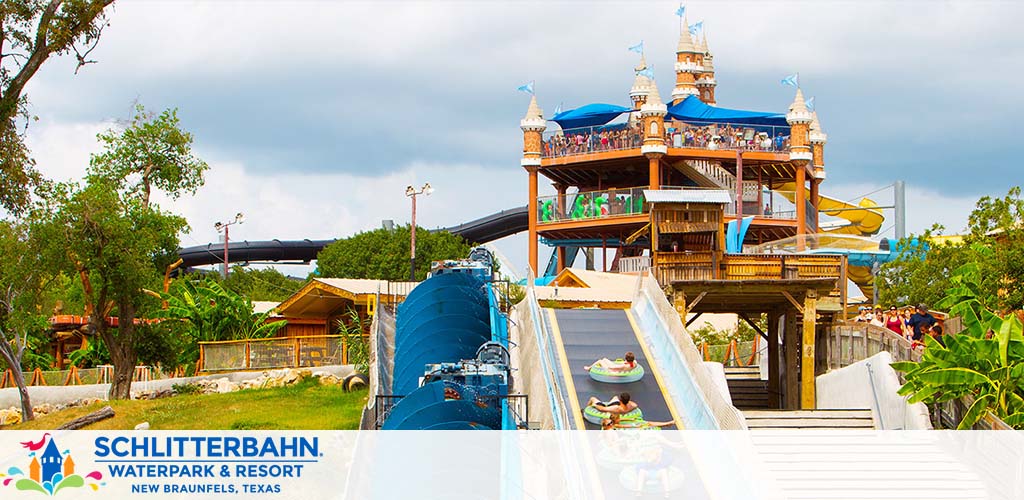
[551,103,634,130]
[667,96,788,127]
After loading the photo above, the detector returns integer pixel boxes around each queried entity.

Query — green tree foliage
[36,105,208,399]
[893,259,1024,429]
[159,278,284,346]
[879,186,1024,312]
[1,0,116,213]
[223,266,305,302]
[316,225,472,281]
[689,315,761,346]
[336,308,369,374]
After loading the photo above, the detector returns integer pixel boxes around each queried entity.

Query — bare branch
[72,21,108,74]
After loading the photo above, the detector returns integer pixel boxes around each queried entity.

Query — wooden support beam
[767,310,781,409]
[739,313,767,340]
[673,291,687,317]
[687,291,708,312]
[784,312,799,410]
[685,312,704,328]
[780,290,803,311]
[801,289,818,410]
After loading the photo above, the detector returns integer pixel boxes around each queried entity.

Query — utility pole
[405,183,433,280]
[214,213,244,278]
[894,180,906,240]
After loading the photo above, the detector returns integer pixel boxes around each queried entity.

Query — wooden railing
[652,253,844,285]
[824,322,919,371]
[618,255,651,274]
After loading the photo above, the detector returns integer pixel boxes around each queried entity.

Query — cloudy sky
[20,1,1024,277]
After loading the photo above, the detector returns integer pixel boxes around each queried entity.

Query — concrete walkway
[0,365,355,408]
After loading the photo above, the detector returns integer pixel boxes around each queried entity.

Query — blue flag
[781,73,799,87]
[675,4,685,17]
[636,67,654,79]
[806,96,815,111]
[553,102,563,116]
[517,80,535,95]
[628,41,644,54]
[688,21,703,35]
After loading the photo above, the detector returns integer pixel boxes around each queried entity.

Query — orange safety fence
[0,365,162,389]
[697,335,760,367]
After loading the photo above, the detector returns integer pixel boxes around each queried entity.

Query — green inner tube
[583,405,643,426]
[589,360,644,383]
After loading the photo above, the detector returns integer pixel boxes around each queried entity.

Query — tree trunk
[0,349,34,421]
[105,302,138,400]
[13,368,34,421]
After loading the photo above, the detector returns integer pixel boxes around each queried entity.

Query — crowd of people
[854,303,942,347]
[542,121,790,158]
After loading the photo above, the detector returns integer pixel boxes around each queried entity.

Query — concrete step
[744,409,876,430]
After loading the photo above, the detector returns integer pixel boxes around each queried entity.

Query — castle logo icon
[2,434,104,496]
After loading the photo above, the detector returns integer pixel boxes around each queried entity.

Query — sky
[19,1,1024,278]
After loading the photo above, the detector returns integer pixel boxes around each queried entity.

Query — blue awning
[551,103,634,130]
[666,96,788,127]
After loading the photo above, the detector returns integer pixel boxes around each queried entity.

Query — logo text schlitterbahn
[93,436,320,495]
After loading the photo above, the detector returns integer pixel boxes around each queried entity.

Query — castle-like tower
[520,15,828,276]
[671,18,704,105]
[695,33,717,105]
[518,14,842,411]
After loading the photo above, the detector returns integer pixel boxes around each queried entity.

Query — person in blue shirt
[908,304,937,342]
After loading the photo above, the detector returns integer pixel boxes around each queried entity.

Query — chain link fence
[199,336,345,372]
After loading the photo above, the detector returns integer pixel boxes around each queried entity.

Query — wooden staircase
[743,409,877,430]
[724,365,771,410]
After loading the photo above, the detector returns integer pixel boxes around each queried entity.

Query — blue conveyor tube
[384,272,500,430]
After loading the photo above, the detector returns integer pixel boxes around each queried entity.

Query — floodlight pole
[215,213,245,279]
[406,183,433,281]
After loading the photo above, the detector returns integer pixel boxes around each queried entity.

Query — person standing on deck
[908,304,937,342]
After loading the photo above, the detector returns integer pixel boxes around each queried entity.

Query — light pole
[406,183,433,281]
[214,212,244,279]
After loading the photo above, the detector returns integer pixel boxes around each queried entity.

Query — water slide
[774,182,884,236]
[176,207,528,268]
[544,308,683,430]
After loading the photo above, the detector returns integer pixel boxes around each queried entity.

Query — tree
[879,186,1024,312]
[38,105,208,399]
[223,266,305,302]
[1,0,116,213]
[158,278,285,367]
[0,219,48,421]
[878,225,967,309]
[316,225,472,281]
[893,258,1024,429]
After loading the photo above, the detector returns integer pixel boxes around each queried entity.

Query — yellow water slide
[775,182,885,236]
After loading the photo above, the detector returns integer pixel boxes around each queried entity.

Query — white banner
[1,430,1021,499]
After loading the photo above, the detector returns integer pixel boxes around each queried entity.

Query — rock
[298,368,312,379]
[318,375,340,386]
[134,422,150,430]
[280,370,300,385]
[215,378,239,393]
[0,408,22,426]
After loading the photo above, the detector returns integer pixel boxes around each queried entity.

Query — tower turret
[671,18,703,105]
[786,89,813,167]
[809,112,827,180]
[695,33,717,105]
[520,95,546,167]
[629,54,653,109]
[641,79,668,188]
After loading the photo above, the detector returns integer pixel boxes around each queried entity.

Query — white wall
[816,351,932,430]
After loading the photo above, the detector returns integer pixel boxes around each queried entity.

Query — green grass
[12,378,367,430]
